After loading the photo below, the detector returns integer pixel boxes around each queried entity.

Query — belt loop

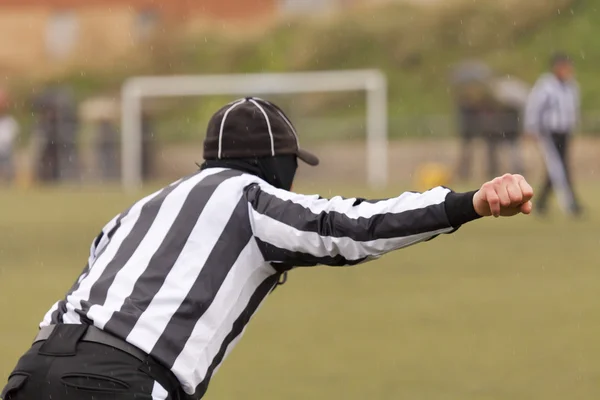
[37,324,88,357]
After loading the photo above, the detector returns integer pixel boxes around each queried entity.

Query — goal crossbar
[121,70,388,191]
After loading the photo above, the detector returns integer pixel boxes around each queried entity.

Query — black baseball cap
[203,97,319,166]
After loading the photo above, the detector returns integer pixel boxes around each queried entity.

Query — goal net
[120,70,388,191]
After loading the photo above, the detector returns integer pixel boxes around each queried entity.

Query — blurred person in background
[490,76,530,177]
[81,96,121,182]
[451,61,493,181]
[95,118,120,181]
[0,88,19,184]
[55,87,80,182]
[524,52,582,216]
[32,86,80,183]
[32,89,61,182]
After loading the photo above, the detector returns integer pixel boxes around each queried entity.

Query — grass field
[1,182,599,399]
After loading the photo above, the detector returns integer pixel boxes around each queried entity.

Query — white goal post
[120,70,388,191]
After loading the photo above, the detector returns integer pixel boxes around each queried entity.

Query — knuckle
[502,174,515,183]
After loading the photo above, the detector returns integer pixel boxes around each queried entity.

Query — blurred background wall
[0,0,596,189]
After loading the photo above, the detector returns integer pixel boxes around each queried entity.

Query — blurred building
[0,0,386,77]
[0,0,296,76]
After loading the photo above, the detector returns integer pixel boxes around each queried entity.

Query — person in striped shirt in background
[2,97,534,400]
[524,52,583,216]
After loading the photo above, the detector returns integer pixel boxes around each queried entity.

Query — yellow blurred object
[415,163,452,191]
[15,165,34,190]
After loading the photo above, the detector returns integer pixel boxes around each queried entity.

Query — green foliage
[14,0,600,142]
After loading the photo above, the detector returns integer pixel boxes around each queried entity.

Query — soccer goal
[120,70,388,192]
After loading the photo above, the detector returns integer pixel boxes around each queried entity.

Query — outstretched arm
[245,174,533,267]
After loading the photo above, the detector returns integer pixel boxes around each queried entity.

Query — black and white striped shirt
[41,167,475,398]
[524,73,580,135]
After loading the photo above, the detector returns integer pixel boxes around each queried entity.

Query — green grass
[1,182,600,399]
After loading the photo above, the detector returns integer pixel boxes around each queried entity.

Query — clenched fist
[473,174,534,217]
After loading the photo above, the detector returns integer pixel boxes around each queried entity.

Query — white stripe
[40,301,60,328]
[538,135,575,213]
[171,242,274,394]
[529,75,578,133]
[218,99,246,159]
[88,217,117,267]
[62,302,82,324]
[248,99,275,156]
[251,210,453,261]
[151,381,169,400]
[51,177,186,326]
[86,169,225,329]
[275,109,299,145]
[125,174,260,353]
[212,328,246,377]
[65,188,165,314]
[256,183,450,220]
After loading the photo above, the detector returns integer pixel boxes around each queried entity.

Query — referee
[2,97,534,400]
[524,52,582,216]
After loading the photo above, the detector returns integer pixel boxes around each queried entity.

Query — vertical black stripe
[55,210,131,324]
[81,175,196,314]
[50,302,62,324]
[193,274,279,399]
[68,210,131,297]
[102,169,244,340]
[149,195,254,368]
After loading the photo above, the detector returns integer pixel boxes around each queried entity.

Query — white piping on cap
[273,109,299,146]
[248,98,275,156]
[218,98,247,159]
[252,97,300,147]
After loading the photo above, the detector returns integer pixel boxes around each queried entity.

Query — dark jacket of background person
[31,87,80,183]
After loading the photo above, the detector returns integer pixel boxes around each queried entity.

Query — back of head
[201,97,319,191]
[550,52,574,81]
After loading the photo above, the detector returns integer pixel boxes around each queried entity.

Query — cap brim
[297,148,319,166]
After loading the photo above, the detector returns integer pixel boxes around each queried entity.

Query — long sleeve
[524,77,550,134]
[244,182,480,267]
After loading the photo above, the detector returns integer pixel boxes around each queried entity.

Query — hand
[473,174,534,217]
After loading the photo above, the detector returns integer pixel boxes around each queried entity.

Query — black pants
[537,133,580,213]
[2,327,176,399]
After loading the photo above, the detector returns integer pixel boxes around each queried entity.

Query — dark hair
[550,52,572,67]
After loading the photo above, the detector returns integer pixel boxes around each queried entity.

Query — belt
[34,325,147,362]
[34,325,186,399]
